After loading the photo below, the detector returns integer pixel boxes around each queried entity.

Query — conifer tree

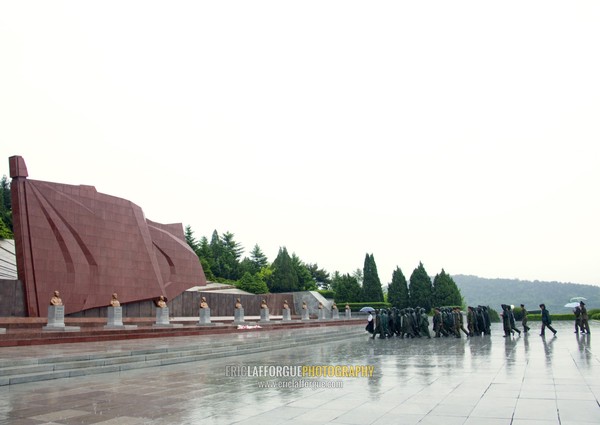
[0,176,12,237]
[332,272,362,303]
[387,266,409,308]
[268,247,299,292]
[249,244,268,271]
[432,269,463,307]
[184,225,199,255]
[409,262,433,311]
[361,253,384,302]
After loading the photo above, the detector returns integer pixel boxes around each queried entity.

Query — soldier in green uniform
[419,308,431,338]
[380,309,389,338]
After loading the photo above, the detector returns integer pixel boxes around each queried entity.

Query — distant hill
[453,274,600,313]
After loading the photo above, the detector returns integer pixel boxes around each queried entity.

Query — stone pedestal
[318,309,328,320]
[260,308,270,322]
[345,309,351,319]
[104,306,137,330]
[301,309,310,320]
[282,308,291,321]
[198,308,215,326]
[107,306,123,326]
[153,307,183,328]
[332,309,339,320]
[234,308,245,324]
[43,305,80,332]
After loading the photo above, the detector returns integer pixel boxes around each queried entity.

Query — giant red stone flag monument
[9,155,206,317]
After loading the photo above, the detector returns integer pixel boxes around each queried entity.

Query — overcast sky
[1,2,599,287]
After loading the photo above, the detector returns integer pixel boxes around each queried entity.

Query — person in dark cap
[580,301,591,334]
[539,303,557,337]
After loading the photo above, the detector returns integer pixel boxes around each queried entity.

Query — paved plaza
[0,321,598,425]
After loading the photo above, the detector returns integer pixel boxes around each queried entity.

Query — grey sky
[1,1,599,286]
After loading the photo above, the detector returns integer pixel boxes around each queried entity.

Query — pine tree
[387,266,409,308]
[249,244,268,271]
[332,273,362,303]
[184,225,199,255]
[0,176,12,237]
[268,247,299,292]
[432,269,463,307]
[306,263,331,289]
[409,262,433,311]
[291,253,316,291]
[361,253,384,302]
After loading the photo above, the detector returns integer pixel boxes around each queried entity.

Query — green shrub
[235,273,269,294]
[318,290,335,299]
[487,308,500,323]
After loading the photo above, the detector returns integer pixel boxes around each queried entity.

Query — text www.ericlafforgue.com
[257,379,344,390]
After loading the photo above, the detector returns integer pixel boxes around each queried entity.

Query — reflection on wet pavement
[0,322,598,424]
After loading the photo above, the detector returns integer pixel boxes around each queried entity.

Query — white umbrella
[564,302,580,308]
[570,297,587,302]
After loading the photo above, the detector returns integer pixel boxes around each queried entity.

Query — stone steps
[0,327,365,386]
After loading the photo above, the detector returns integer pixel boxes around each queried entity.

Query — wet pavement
[0,321,598,425]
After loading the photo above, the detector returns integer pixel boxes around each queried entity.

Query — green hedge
[317,290,335,299]
[344,302,391,311]
[527,308,600,322]
[527,313,577,321]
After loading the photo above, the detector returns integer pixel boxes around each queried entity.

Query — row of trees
[184,227,330,295]
[185,226,464,309]
[0,184,464,309]
[330,258,463,310]
[0,176,12,239]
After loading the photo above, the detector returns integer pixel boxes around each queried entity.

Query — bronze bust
[110,293,120,307]
[200,297,209,309]
[50,290,63,306]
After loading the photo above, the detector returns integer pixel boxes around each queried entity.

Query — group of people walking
[366,306,493,339]
[573,301,591,334]
[367,302,593,340]
[501,303,560,337]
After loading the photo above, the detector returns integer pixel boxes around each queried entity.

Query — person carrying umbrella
[366,310,374,334]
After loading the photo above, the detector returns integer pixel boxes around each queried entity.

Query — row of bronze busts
[49,290,122,307]
[49,291,351,312]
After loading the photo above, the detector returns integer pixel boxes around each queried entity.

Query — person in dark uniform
[419,308,431,338]
[380,309,389,338]
[501,304,512,337]
[520,304,531,333]
[433,307,445,337]
[466,306,475,336]
[508,305,521,335]
[580,301,591,334]
[371,310,382,339]
[573,305,583,334]
[539,303,557,337]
